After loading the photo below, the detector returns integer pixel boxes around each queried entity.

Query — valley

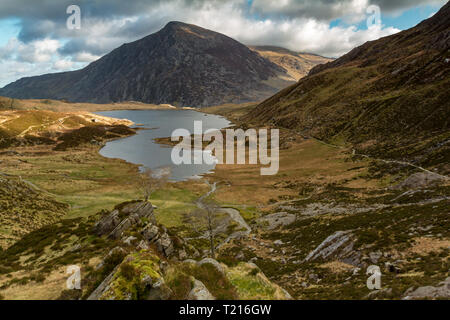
[0,101,448,300]
[0,1,449,302]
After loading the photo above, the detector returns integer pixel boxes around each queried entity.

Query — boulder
[142,224,160,242]
[403,277,450,300]
[393,172,447,190]
[257,212,296,230]
[137,240,150,250]
[198,258,225,275]
[187,278,215,300]
[94,201,155,239]
[123,236,137,245]
[304,231,358,265]
[156,233,174,257]
[93,210,120,236]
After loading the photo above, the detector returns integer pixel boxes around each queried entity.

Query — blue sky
[0,0,447,87]
[330,3,442,30]
[0,19,20,46]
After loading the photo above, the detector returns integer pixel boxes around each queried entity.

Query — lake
[96,109,232,181]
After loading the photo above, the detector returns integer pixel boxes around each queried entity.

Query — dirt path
[195,181,251,247]
[352,151,449,179]
[312,136,448,179]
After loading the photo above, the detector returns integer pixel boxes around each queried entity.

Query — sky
[0,0,447,87]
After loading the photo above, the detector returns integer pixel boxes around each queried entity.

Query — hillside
[244,3,450,174]
[250,46,333,81]
[0,22,298,108]
[0,96,178,113]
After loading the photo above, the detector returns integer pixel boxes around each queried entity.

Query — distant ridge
[249,46,333,81]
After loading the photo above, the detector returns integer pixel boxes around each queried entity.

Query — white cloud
[18,38,61,63]
[53,59,74,70]
[75,52,101,63]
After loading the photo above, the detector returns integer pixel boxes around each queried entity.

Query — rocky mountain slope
[0,22,300,108]
[244,3,450,173]
[250,46,333,81]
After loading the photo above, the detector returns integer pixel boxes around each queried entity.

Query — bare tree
[191,201,223,259]
[138,167,170,202]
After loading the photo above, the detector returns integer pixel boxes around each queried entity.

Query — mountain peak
[0,22,293,107]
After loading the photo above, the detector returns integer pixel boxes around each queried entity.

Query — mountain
[249,46,333,81]
[0,22,301,107]
[244,3,450,171]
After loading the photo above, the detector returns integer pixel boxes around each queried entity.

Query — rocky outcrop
[94,201,176,258]
[304,230,360,266]
[403,277,450,300]
[393,172,448,190]
[90,251,172,300]
[94,201,155,239]
[198,258,226,275]
[187,278,215,300]
[257,212,296,230]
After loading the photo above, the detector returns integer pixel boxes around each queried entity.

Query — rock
[187,278,215,300]
[393,172,447,190]
[123,236,137,245]
[70,243,82,252]
[281,288,293,300]
[352,267,361,276]
[403,277,450,300]
[141,275,153,287]
[198,258,225,275]
[87,265,120,300]
[156,233,174,257]
[274,239,284,246]
[366,288,392,299]
[94,201,155,239]
[107,246,127,258]
[136,240,149,250]
[369,251,382,264]
[142,224,160,242]
[257,212,296,230]
[308,273,319,282]
[147,278,172,300]
[304,231,356,263]
[93,209,121,236]
[183,259,198,265]
[247,262,260,270]
[235,251,245,260]
[179,250,187,260]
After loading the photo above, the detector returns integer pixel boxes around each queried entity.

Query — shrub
[120,263,137,281]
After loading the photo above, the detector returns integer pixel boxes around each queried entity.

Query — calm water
[96,109,232,181]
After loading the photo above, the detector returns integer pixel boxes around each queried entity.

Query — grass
[203,137,372,208]
[0,96,176,113]
[226,263,277,299]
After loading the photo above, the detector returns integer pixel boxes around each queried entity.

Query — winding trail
[195,181,251,248]
[312,136,448,179]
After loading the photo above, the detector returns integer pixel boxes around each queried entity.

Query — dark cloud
[250,0,446,20]
[2,0,445,44]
